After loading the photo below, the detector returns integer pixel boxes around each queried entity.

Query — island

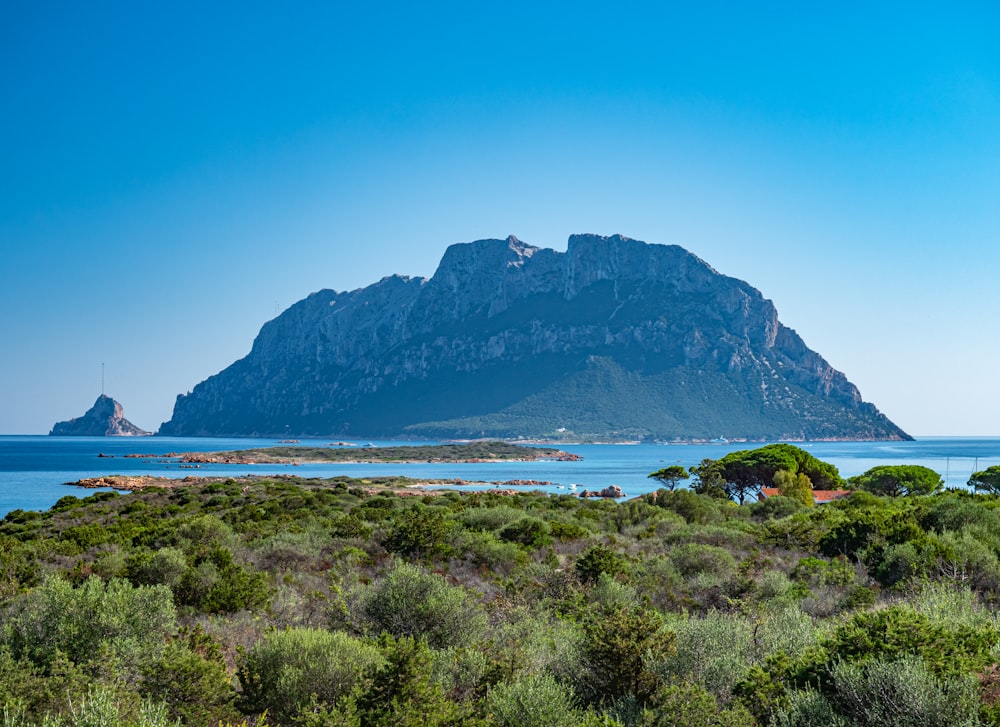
[112,441,581,465]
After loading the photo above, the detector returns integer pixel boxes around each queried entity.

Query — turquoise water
[1,436,998,517]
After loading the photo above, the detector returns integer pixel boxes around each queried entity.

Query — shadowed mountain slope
[159,234,909,442]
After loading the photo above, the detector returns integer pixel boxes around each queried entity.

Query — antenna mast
[102,363,105,396]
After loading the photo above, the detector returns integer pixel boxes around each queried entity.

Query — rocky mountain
[51,395,151,436]
[159,234,910,441]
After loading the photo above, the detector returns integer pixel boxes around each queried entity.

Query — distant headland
[50,395,151,436]
[159,233,910,442]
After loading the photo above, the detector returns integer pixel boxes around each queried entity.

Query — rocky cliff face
[51,395,151,436]
[159,234,910,441]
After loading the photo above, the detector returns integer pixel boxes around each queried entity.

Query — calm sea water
[1,435,998,518]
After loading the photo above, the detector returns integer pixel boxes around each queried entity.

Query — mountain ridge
[159,234,910,442]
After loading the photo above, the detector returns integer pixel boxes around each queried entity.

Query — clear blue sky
[2,1,998,436]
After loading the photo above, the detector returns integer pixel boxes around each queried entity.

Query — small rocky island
[50,395,151,436]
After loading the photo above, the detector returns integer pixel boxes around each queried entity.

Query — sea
[1,435,998,518]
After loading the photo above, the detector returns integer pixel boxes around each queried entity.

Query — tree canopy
[718,444,843,489]
[848,465,944,497]
[969,465,1000,494]
[705,444,843,503]
[648,465,690,491]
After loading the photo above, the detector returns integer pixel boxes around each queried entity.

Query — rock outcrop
[159,234,911,441]
[51,395,151,436]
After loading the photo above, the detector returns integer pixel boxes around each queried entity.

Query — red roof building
[758,487,852,504]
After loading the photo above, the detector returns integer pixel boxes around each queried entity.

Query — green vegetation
[0,448,997,726]
[849,465,944,497]
[969,465,1000,495]
[185,441,576,464]
[648,465,689,491]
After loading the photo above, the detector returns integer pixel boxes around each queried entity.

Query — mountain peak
[160,234,909,441]
[51,395,151,436]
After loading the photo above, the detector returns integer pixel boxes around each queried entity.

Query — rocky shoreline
[62,474,628,498]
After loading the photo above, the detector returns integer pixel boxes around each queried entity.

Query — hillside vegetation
[1,447,999,725]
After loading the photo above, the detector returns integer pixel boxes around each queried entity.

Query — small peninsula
[176,441,580,465]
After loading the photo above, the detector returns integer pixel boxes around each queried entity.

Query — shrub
[353,635,468,727]
[830,655,980,727]
[578,606,675,706]
[487,672,582,727]
[237,627,382,724]
[750,495,808,521]
[382,507,456,559]
[669,543,737,579]
[126,547,187,589]
[140,638,237,725]
[461,507,526,532]
[548,520,590,541]
[642,681,756,727]
[359,561,487,649]
[497,518,551,549]
[575,546,626,584]
[2,576,176,668]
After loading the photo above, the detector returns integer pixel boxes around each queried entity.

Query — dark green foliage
[497,517,552,548]
[383,506,457,558]
[849,465,944,497]
[969,465,1000,494]
[648,465,690,491]
[716,444,843,502]
[750,494,808,521]
[549,519,590,541]
[820,605,1000,676]
[175,546,272,613]
[643,681,756,726]
[354,635,472,727]
[140,628,238,725]
[578,605,676,705]
[690,458,729,499]
[576,545,627,584]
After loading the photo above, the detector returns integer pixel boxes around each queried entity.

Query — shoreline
[63,473,558,496]
[97,441,582,466]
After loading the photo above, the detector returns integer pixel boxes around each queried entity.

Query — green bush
[830,655,980,727]
[237,627,382,724]
[578,606,675,706]
[642,680,756,726]
[382,507,456,559]
[2,576,176,668]
[353,635,469,727]
[548,520,590,541]
[486,672,581,727]
[575,546,626,584]
[359,561,487,649]
[669,543,737,579]
[497,517,552,549]
[461,506,526,532]
[140,637,237,725]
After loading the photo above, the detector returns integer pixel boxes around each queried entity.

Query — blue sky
[2,2,998,436]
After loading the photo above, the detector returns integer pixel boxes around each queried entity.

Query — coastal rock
[159,234,910,441]
[579,485,625,499]
[50,395,151,437]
